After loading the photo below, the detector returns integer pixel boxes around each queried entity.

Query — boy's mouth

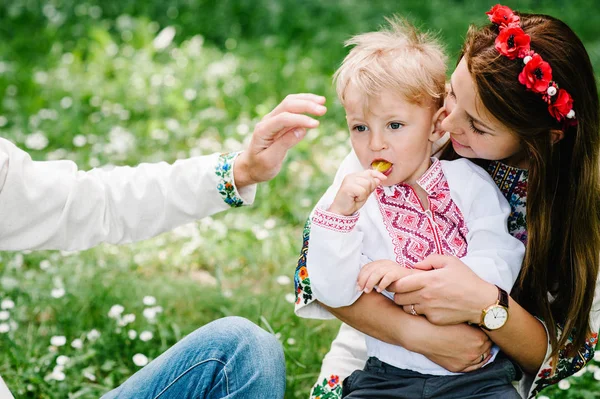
[371,159,393,176]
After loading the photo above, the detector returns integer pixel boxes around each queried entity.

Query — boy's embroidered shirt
[311,159,469,268]
[302,153,600,399]
[376,159,468,267]
[301,156,524,376]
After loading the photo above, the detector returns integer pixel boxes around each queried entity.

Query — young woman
[295,5,600,398]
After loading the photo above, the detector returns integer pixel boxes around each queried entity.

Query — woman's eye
[389,122,402,130]
[354,125,368,132]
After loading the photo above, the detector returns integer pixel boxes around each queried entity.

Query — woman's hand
[323,292,493,373]
[388,254,498,325]
[412,321,494,372]
[234,93,327,187]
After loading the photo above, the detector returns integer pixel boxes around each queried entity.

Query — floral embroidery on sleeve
[215,152,244,208]
[294,218,314,307]
[528,330,598,398]
[310,374,342,399]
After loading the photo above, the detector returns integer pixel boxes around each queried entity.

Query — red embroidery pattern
[312,207,359,233]
[376,160,468,267]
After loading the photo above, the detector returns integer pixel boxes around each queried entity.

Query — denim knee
[188,316,286,395]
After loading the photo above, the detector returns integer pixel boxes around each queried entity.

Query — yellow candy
[371,160,392,173]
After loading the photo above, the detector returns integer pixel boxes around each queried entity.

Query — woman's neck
[503,150,530,170]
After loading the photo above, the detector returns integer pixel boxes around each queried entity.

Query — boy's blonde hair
[334,17,447,109]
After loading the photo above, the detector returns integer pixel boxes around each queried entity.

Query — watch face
[483,306,508,330]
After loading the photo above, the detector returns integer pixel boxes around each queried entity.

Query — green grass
[0,1,599,398]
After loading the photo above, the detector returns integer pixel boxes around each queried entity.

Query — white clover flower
[122,313,136,324]
[128,329,137,340]
[0,323,9,333]
[139,331,153,342]
[153,27,176,50]
[284,293,296,304]
[143,296,157,306]
[264,218,276,229]
[143,308,157,321]
[0,311,9,321]
[0,116,7,127]
[25,131,49,150]
[50,336,67,347]
[557,379,570,390]
[1,299,15,310]
[87,329,100,341]
[594,350,600,361]
[287,338,296,345]
[56,355,70,366]
[108,304,125,319]
[83,370,96,381]
[276,276,291,286]
[73,135,87,147]
[39,260,51,270]
[71,338,83,349]
[595,369,600,381]
[537,396,550,399]
[50,365,66,380]
[51,288,65,299]
[184,88,197,101]
[573,367,586,377]
[133,353,149,367]
[60,97,73,109]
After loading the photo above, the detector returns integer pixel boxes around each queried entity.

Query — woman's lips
[450,137,470,149]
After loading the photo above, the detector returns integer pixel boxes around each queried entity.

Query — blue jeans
[101,316,286,399]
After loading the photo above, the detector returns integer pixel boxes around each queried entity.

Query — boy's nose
[369,132,388,151]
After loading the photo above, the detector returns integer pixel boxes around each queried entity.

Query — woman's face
[441,58,527,168]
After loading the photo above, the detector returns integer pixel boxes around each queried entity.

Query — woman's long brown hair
[441,13,600,358]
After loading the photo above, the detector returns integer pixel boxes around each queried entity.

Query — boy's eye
[389,122,402,130]
[354,125,368,132]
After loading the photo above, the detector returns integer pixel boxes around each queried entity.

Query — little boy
[295,18,525,398]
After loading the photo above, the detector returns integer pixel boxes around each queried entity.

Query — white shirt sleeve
[305,181,372,308]
[442,159,525,291]
[0,138,256,251]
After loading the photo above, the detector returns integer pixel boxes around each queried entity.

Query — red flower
[548,89,574,121]
[518,54,552,93]
[495,26,530,60]
[328,375,340,387]
[486,4,520,27]
[538,368,553,378]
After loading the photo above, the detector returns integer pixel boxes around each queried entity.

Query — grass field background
[0,1,599,397]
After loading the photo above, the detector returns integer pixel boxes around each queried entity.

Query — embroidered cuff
[215,152,256,208]
[312,207,359,233]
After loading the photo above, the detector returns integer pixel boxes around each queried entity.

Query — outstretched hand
[234,93,327,187]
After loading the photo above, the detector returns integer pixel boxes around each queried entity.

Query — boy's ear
[429,107,446,143]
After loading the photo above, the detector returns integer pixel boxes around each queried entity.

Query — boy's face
[344,85,440,187]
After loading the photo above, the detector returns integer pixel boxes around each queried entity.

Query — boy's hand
[357,260,419,294]
[234,93,327,188]
[328,169,386,216]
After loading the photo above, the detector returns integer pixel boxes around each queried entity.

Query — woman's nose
[440,106,462,135]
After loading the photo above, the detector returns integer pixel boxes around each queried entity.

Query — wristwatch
[478,285,509,331]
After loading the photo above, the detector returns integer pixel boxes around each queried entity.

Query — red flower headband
[486,4,576,125]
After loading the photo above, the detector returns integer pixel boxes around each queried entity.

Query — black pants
[342,356,521,399]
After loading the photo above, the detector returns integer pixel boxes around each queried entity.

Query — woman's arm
[323,291,494,373]
[389,255,547,374]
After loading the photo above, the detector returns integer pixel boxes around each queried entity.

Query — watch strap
[496,285,509,308]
